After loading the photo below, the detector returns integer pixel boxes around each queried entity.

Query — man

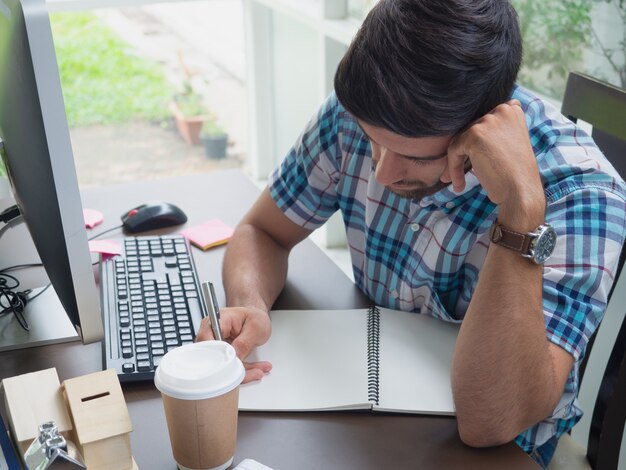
[197,0,626,467]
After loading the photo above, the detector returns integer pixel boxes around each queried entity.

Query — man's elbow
[456,414,519,448]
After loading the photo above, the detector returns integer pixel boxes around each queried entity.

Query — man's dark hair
[334,0,522,137]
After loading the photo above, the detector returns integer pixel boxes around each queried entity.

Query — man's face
[359,121,454,200]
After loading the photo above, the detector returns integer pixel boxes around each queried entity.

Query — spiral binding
[367,306,381,405]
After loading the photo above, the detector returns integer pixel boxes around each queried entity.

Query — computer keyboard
[99,235,207,382]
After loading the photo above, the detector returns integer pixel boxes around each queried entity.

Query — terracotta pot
[169,102,208,146]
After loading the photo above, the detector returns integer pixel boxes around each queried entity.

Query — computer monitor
[0,0,103,350]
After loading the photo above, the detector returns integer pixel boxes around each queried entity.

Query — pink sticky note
[181,219,234,250]
[84,208,104,229]
[88,240,122,259]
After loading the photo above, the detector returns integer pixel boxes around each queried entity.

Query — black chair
[549,72,626,470]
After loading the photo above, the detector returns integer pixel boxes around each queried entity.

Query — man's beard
[386,179,449,200]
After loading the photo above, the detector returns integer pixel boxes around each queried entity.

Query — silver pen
[202,281,223,341]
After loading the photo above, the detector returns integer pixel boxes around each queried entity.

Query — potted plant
[170,52,210,145]
[170,84,209,146]
[200,117,228,159]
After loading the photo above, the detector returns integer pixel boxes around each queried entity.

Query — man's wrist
[497,190,546,232]
[225,297,270,315]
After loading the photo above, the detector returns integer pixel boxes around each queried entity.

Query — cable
[0,214,23,239]
[0,223,121,332]
[88,224,123,241]
[0,263,43,273]
[0,205,20,223]
[25,283,51,303]
[0,272,29,330]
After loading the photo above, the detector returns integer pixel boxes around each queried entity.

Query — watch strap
[489,220,534,255]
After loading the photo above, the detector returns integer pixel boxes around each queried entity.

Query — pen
[202,281,223,341]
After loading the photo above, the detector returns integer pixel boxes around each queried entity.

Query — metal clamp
[24,421,86,470]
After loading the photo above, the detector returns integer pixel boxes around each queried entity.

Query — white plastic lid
[154,341,244,400]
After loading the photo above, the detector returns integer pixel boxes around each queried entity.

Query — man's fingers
[195,317,215,341]
[244,360,272,372]
[445,144,468,193]
[242,361,272,384]
[506,99,521,108]
[450,158,467,192]
[231,334,256,360]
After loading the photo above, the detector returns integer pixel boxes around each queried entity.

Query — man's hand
[443,100,545,220]
[196,305,272,384]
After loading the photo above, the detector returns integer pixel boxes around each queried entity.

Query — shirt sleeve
[543,185,626,361]
[268,93,343,230]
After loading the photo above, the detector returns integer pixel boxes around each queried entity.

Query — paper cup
[155,341,245,470]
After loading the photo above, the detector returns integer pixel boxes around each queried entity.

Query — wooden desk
[0,170,537,469]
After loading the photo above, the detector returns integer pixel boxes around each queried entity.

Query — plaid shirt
[268,86,626,453]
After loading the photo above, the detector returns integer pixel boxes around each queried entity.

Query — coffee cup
[154,341,245,470]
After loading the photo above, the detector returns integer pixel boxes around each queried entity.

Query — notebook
[238,307,460,415]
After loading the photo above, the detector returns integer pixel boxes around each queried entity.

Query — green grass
[50,12,175,127]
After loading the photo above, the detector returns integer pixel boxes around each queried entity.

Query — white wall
[271,12,320,166]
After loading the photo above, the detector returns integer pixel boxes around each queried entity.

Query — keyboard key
[187,298,202,318]
[137,361,152,371]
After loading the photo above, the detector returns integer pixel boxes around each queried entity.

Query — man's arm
[451,220,573,447]
[444,101,574,447]
[196,187,312,382]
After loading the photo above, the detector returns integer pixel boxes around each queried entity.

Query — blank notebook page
[239,309,370,411]
[375,308,458,414]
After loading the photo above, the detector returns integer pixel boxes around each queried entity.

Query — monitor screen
[0,0,103,349]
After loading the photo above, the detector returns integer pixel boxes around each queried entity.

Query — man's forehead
[357,120,452,160]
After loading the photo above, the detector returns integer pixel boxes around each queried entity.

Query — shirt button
[390,290,399,299]
[419,197,432,207]
[410,223,420,232]
[445,201,456,209]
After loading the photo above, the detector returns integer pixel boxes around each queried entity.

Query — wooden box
[63,369,134,470]
[1,367,73,454]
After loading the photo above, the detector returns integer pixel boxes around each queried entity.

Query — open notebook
[238,307,460,415]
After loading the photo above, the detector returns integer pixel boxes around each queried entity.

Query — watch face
[532,225,557,264]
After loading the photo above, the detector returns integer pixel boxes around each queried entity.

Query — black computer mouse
[121,201,188,233]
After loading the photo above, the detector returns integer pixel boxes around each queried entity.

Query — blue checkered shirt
[268,86,626,453]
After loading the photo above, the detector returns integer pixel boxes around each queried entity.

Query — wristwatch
[489,219,557,265]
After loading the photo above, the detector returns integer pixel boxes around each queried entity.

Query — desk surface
[0,170,537,469]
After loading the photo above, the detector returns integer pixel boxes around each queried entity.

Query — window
[512,0,625,99]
